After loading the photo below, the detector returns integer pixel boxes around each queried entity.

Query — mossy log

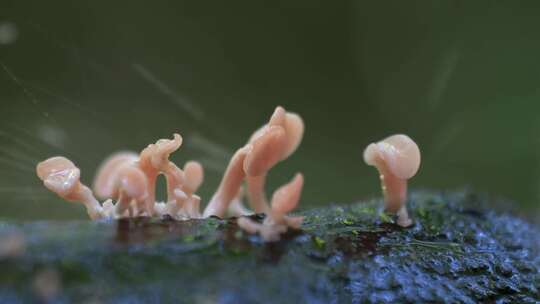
[0,191,539,303]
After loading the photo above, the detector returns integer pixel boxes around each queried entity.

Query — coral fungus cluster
[36,106,305,241]
[36,106,422,241]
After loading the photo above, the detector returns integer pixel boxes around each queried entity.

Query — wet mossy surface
[0,191,539,303]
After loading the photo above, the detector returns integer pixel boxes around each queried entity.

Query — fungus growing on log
[245,106,304,214]
[35,106,305,241]
[363,134,421,227]
[203,106,304,220]
[37,133,205,220]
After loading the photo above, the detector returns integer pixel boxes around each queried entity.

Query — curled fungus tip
[151,133,183,168]
[157,133,182,154]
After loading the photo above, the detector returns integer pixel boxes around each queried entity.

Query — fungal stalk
[363,134,421,227]
[138,133,184,216]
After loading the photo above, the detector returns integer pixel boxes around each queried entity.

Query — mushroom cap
[363,134,421,179]
[248,106,304,161]
[93,152,139,199]
[281,112,304,159]
[36,156,81,197]
[271,173,304,215]
[244,125,287,177]
[183,161,204,193]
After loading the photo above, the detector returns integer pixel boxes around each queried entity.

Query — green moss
[341,219,354,225]
[312,236,326,249]
[378,212,393,224]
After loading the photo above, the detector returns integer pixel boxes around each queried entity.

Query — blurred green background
[1,1,539,221]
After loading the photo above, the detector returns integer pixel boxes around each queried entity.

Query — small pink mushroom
[36,157,103,220]
[167,161,205,218]
[182,161,204,218]
[237,173,304,242]
[113,166,149,217]
[138,133,183,215]
[363,134,421,227]
[183,161,204,196]
[93,151,153,217]
[204,107,303,217]
[269,173,304,226]
[246,106,304,213]
[92,133,196,218]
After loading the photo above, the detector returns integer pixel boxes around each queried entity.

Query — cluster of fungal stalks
[36,106,422,241]
[36,106,305,241]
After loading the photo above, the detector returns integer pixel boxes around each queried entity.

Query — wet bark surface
[1,191,539,303]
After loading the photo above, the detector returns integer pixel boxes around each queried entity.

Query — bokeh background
[1,1,539,221]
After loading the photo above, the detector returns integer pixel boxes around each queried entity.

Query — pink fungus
[363,134,421,227]
[36,106,305,242]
